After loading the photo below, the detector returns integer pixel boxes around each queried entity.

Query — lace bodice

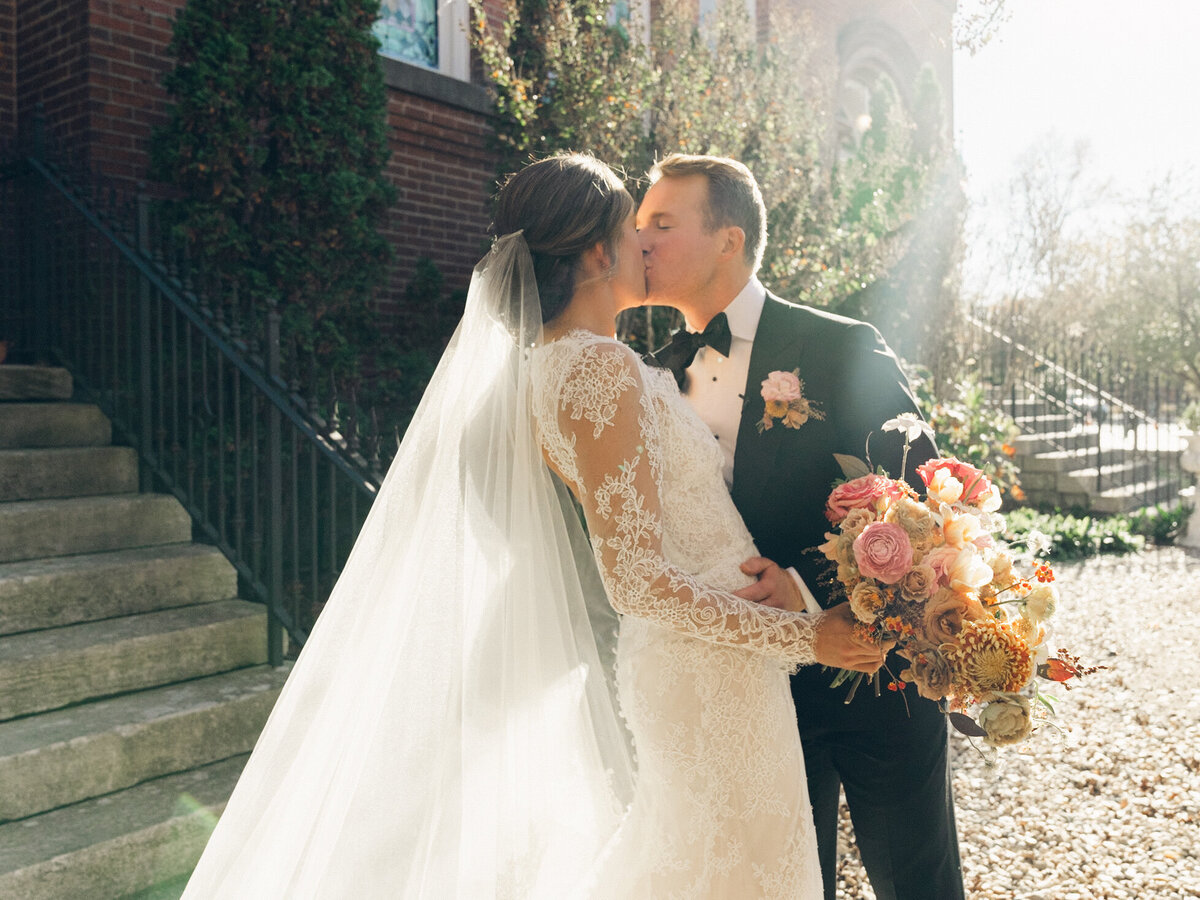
[531,330,820,669]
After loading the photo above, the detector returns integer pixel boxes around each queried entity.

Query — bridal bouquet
[817,414,1099,748]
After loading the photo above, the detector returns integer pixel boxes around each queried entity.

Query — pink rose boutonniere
[758,368,825,432]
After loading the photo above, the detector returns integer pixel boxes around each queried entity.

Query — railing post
[266,299,284,667]
[137,189,154,492]
[30,105,50,364]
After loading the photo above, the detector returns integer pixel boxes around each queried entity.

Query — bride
[181,153,882,899]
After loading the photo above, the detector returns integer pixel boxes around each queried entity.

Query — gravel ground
[834,546,1200,900]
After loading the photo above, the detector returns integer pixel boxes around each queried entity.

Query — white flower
[1025,529,1053,558]
[1024,582,1059,623]
[881,413,936,444]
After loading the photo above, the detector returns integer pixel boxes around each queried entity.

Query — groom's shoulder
[764,291,883,343]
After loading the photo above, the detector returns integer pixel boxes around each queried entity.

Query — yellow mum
[944,617,1034,701]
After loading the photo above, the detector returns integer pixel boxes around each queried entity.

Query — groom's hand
[814,603,895,673]
[733,557,805,612]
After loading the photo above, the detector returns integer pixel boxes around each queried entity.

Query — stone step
[1091,479,1186,515]
[0,544,237,637]
[0,365,72,401]
[0,493,191,564]
[0,402,111,449]
[0,600,268,721]
[0,754,245,900]
[0,664,288,822]
[0,445,138,502]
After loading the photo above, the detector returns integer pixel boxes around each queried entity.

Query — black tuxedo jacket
[729,292,937,608]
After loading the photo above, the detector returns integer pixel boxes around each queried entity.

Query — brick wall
[86,0,178,183]
[16,0,90,161]
[0,0,14,149]
[380,85,495,327]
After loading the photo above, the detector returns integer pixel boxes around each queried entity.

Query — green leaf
[833,453,872,479]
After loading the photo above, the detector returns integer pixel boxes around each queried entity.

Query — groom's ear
[717,226,746,263]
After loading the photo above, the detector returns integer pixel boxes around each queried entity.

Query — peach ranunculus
[916,458,995,507]
[925,467,965,505]
[761,370,802,404]
[948,547,994,593]
[942,507,985,549]
[825,474,901,523]
[852,522,914,584]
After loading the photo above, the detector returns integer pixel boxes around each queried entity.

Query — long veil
[182,233,635,898]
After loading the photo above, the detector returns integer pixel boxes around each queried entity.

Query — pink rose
[851,522,914,584]
[825,474,901,523]
[761,370,802,404]
[916,458,994,505]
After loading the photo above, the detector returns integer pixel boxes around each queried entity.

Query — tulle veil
[181,232,635,898]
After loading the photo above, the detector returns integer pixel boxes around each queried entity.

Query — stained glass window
[374,0,439,70]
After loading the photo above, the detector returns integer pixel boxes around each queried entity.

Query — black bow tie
[645,313,732,389]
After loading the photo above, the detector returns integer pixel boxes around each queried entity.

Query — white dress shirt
[682,277,765,488]
[682,278,822,615]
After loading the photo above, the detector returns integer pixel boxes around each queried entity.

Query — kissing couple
[182,152,963,900]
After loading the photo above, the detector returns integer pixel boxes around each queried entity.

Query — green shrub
[1127,502,1192,545]
[151,0,396,382]
[1003,507,1144,560]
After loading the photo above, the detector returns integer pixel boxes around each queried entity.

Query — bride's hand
[813,602,896,673]
[733,556,806,612]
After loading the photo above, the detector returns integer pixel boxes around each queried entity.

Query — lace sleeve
[545,338,820,669]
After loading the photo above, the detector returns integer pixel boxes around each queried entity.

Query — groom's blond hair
[648,154,767,273]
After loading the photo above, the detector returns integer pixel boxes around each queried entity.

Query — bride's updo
[493,153,634,323]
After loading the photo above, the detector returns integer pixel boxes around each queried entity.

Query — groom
[637,154,964,900]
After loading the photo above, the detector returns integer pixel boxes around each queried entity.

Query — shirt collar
[723,277,765,341]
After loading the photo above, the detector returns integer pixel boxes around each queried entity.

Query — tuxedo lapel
[730,295,808,507]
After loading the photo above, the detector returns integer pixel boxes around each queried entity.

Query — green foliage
[1004,507,1145,560]
[1127,502,1192,545]
[151,0,396,380]
[1181,400,1200,432]
[471,0,949,354]
[908,365,1023,501]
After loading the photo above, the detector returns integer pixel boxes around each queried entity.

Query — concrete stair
[0,366,285,899]
[995,387,1186,514]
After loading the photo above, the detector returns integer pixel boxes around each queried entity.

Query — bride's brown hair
[493,153,634,323]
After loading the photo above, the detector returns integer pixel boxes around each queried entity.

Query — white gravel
[834,546,1200,899]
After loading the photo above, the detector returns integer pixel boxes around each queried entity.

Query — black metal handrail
[1,136,389,663]
[966,312,1189,510]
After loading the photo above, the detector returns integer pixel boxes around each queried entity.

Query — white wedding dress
[531,330,823,899]
[181,236,822,899]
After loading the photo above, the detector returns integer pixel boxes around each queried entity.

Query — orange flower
[944,618,1034,701]
[1035,564,1055,583]
[1002,444,1017,457]
[1042,657,1080,683]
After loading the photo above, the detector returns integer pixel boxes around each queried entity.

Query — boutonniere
[758,369,825,432]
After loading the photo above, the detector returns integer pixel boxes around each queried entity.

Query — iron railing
[0,124,393,664]
[965,312,1191,510]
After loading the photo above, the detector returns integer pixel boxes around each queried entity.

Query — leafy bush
[1003,507,1144,560]
[151,0,396,382]
[1127,502,1192,545]
[471,0,953,355]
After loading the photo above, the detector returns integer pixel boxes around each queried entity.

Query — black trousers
[791,656,966,900]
